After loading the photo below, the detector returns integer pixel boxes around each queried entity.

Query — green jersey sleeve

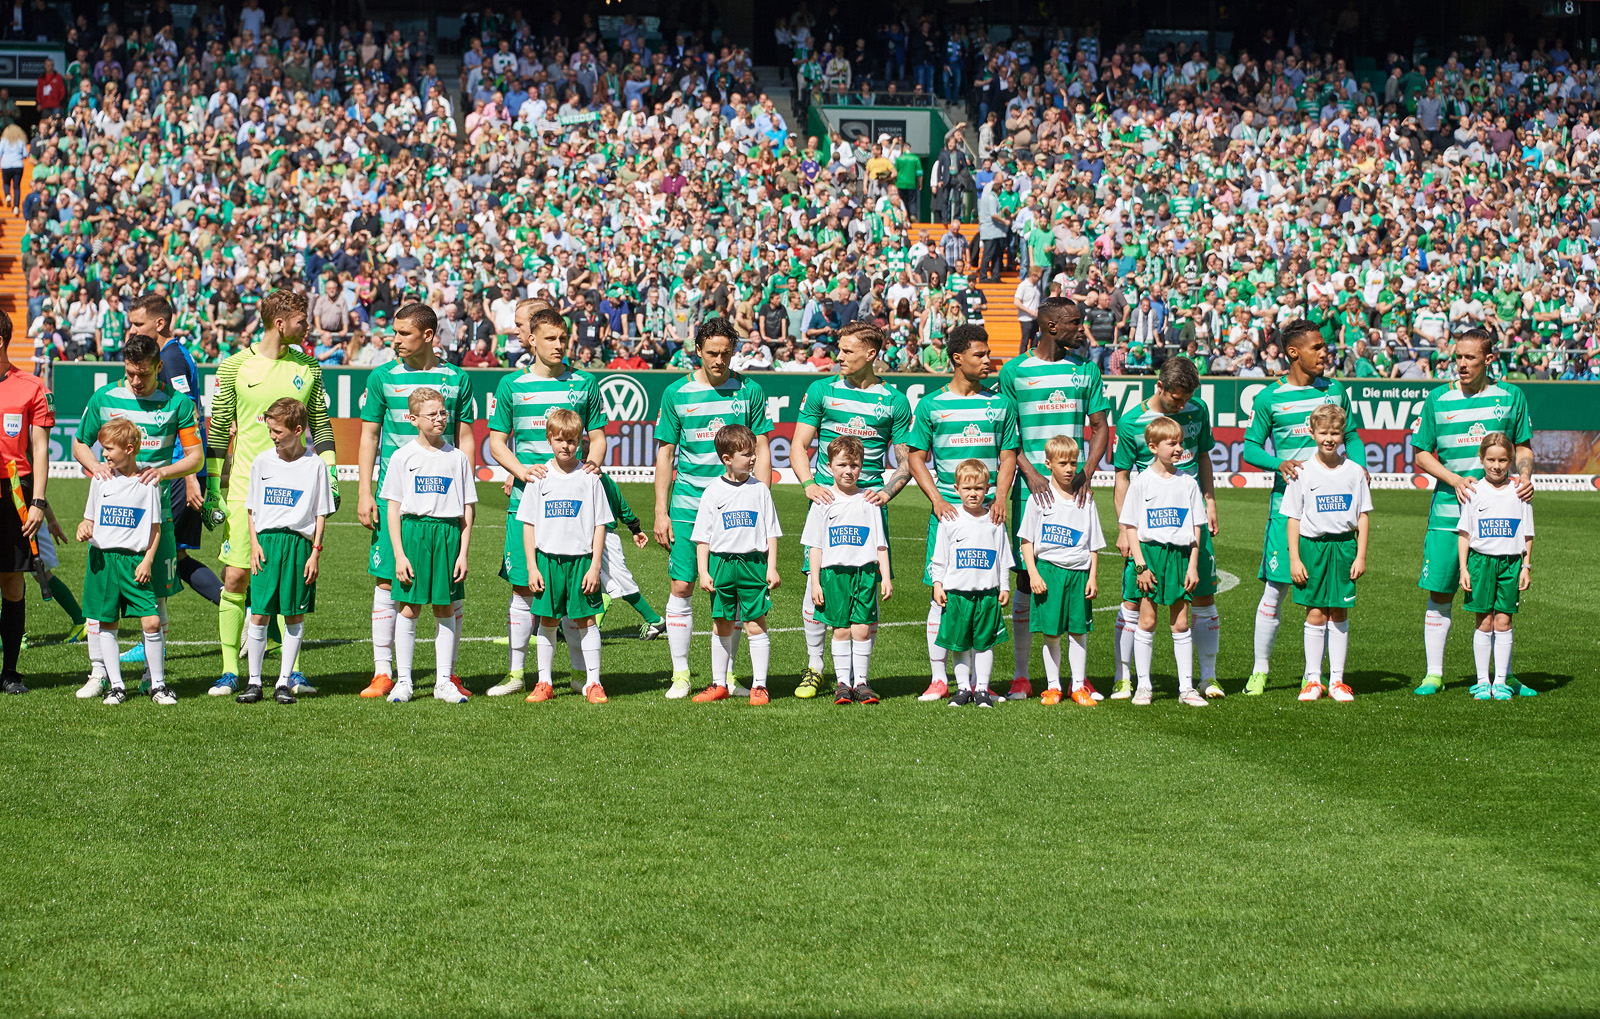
[998,398,1019,451]
[908,395,935,451]
[577,373,605,433]
[76,390,105,446]
[742,377,771,435]
[488,373,516,434]
[1413,388,1440,454]
[655,381,682,446]
[453,371,477,428]
[602,473,640,531]
[1085,362,1111,417]
[1507,386,1532,444]
[798,378,824,428]
[889,388,914,446]
[1112,411,1139,471]
[1242,384,1280,471]
[359,370,385,424]
[1337,385,1363,464]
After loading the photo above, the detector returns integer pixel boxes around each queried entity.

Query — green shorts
[395,515,464,607]
[1007,483,1035,575]
[1464,550,1522,615]
[1031,560,1093,635]
[668,529,699,584]
[1124,526,1216,601]
[708,550,771,622]
[500,508,529,586]
[936,588,1008,652]
[82,546,160,623]
[250,529,317,616]
[817,564,880,628]
[1292,532,1357,609]
[1259,512,1291,584]
[1131,541,1194,607]
[530,550,604,620]
[368,500,395,581]
[1418,528,1461,595]
[152,525,179,599]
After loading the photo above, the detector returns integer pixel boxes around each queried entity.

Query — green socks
[219,590,248,676]
[622,592,662,624]
[48,578,84,625]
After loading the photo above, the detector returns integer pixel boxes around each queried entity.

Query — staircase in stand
[913,220,1023,362]
[0,162,30,369]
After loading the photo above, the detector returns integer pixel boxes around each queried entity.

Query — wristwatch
[1135,563,1149,575]
[30,498,48,509]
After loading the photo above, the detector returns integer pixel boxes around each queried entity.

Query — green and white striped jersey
[655,372,771,527]
[797,375,914,489]
[1242,377,1361,515]
[76,383,200,521]
[360,360,476,487]
[487,365,604,511]
[1412,381,1532,531]
[907,384,1019,503]
[1113,397,1214,478]
[997,352,1112,471]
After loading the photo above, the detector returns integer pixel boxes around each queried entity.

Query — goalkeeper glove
[328,463,342,513]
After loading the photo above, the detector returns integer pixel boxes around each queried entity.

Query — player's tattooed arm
[1514,443,1535,501]
[882,443,913,500]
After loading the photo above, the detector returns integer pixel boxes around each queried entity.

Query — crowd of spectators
[12,1,1600,383]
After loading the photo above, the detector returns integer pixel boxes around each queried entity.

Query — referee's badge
[4,413,21,437]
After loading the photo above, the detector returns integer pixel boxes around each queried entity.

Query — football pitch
[2,481,1597,1017]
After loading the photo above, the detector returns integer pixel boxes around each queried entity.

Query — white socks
[1172,630,1193,694]
[1067,633,1088,690]
[247,622,269,686]
[1116,604,1138,684]
[100,628,124,689]
[1474,628,1493,684]
[952,650,972,692]
[1192,604,1220,680]
[143,628,165,687]
[450,600,464,674]
[850,636,872,688]
[580,624,601,689]
[1040,635,1062,690]
[561,617,585,674]
[711,629,735,688]
[973,648,994,692]
[831,638,852,686]
[372,586,395,675]
[535,624,557,685]
[1253,582,1286,673]
[1425,601,1453,677]
[1327,619,1349,686]
[803,589,826,671]
[1011,593,1030,680]
[666,594,693,673]
[748,631,771,689]
[1493,628,1513,685]
[395,613,418,684]
[927,602,946,685]
[1133,627,1155,691]
[435,613,459,685]
[84,618,105,678]
[508,591,534,673]
[1304,621,1327,685]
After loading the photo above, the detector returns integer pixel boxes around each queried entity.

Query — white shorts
[599,531,638,599]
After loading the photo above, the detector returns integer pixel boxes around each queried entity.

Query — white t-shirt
[87,474,163,552]
[1018,490,1106,569]
[799,489,887,569]
[929,510,1014,591]
[377,440,478,519]
[1457,480,1534,556]
[514,466,614,554]
[691,476,783,555]
[247,449,336,540]
[1280,457,1372,537]
[1118,469,1206,546]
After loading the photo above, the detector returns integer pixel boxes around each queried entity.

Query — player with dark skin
[1016,300,1108,508]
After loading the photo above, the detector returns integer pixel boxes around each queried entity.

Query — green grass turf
[2,481,1597,1018]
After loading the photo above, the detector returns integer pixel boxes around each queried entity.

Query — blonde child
[78,418,172,705]
[380,388,477,704]
[517,407,613,703]
[1019,435,1104,706]
[1116,417,1207,706]
[929,459,1014,708]
[241,398,334,704]
[801,436,893,705]
[691,424,782,704]
[1283,403,1372,702]
[1457,431,1534,701]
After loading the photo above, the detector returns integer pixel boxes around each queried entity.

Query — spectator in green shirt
[894,147,923,220]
